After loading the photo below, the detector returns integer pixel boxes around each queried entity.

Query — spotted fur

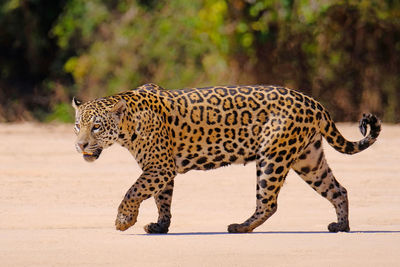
[72,83,381,233]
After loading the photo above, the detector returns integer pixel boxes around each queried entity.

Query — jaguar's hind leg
[292,135,350,232]
[228,157,290,233]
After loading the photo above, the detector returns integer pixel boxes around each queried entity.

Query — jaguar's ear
[110,99,127,121]
[72,97,82,110]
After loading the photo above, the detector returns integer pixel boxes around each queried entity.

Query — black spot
[301,167,310,174]
[262,199,269,204]
[164,189,173,196]
[181,159,190,166]
[267,185,275,191]
[332,192,341,199]
[214,155,225,161]
[131,133,137,141]
[167,116,173,124]
[314,181,322,187]
[306,109,313,115]
[265,163,275,175]
[267,91,278,101]
[222,97,234,111]
[257,170,262,176]
[275,166,284,174]
[279,150,287,156]
[245,155,257,162]
[345,142,354,153]
[240,110,253,124]
[336,136,345,146]
[321,191,327,197]
[228,88,238,96]
[118,133,125,139]
[314,140,321,149]
[196,157,207,164]
[204,163,215,169]
[277,87,288,95]
[289,138,297,145]
[260,179,267,188]
[174,116,180,126]
[268,152,277,160]
[229,155,238,162]
[324,121,330,133]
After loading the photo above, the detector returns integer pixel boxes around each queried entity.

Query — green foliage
[45,102,75,123]
[56,0,228,99]
[216,0,400,121]
[0,0,399,122]
[52,0,109,49]
[197,0,229,54]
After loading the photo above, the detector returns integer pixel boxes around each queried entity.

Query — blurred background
[0,0,399,122]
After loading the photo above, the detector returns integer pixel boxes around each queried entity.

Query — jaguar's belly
[174,144,259,174]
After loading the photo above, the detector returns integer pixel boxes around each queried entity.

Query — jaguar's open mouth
[82,148,102,162]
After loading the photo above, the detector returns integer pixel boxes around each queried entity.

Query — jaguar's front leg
[144,180,174,234]
[115,176,147,231]
[115,169,176,232]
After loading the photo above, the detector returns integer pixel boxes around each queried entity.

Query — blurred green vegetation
[0,0,399,122]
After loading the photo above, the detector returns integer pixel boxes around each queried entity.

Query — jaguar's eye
[74,123,80,133]
[92,123,101,132]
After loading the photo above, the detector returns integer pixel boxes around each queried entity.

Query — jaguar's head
[72,97,126,162]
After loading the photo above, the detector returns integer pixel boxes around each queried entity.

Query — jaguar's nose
[77,141,89,152]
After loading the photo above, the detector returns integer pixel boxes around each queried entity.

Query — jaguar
[72,83,381,233]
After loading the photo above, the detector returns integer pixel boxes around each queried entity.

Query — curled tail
[320,112,381,155]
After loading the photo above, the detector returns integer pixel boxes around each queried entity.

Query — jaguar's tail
[320,112,381,155]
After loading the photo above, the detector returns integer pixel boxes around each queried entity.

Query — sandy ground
[0,122,399,266]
